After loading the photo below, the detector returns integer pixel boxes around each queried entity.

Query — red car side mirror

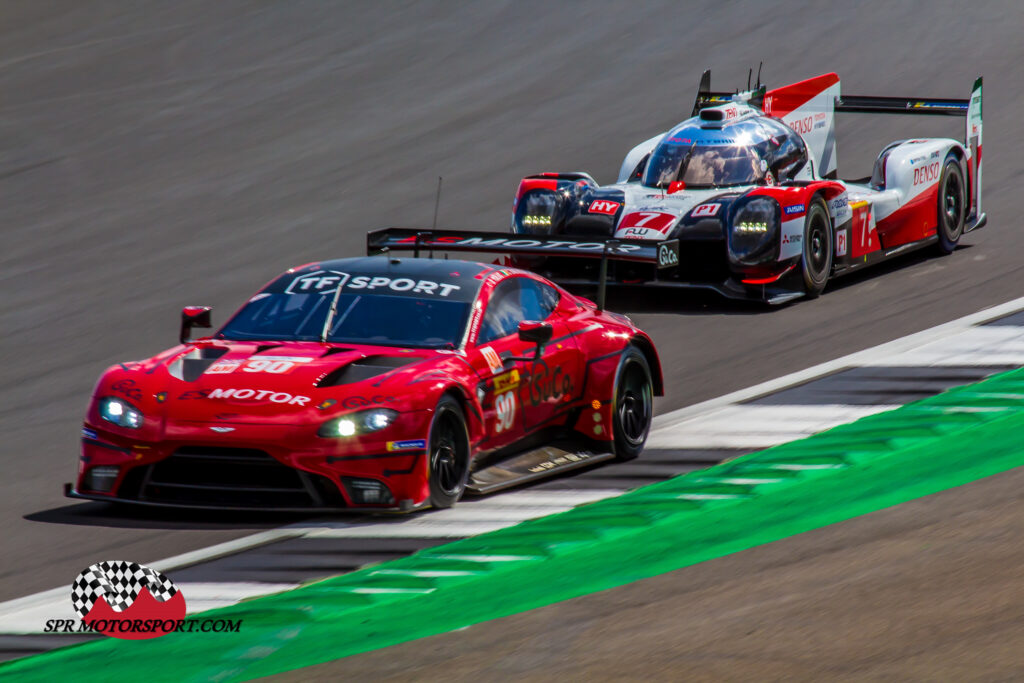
[180,306,212,345]
[517,320,553,358]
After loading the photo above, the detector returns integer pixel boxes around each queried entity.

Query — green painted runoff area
[6,368,1024,681]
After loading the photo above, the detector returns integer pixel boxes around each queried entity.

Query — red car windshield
[218,292,471,349]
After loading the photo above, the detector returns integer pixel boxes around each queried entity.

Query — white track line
[652,294,1024,431]
[869,325,1024,366]
[646,404,898,449]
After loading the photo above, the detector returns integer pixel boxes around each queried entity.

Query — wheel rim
[806,212,829,280]
[943,170,964,238]
[430,411,465,496]
[617,361,652,446]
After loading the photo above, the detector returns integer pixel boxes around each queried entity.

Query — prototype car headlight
[515,190,557,234]
[318,408,399,438]
[98,397,144,429]
[729,197,781,265]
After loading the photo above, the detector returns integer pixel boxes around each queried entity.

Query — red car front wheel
[427,395,470,508]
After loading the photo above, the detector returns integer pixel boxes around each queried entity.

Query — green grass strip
[6,370,1024,681]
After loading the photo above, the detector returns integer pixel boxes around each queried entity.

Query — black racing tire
[935,156,966,254]
[611,345,654,462]
[426,395,470,509]
[800,196,833,298]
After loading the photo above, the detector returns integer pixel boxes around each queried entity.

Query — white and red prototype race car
[509,71,984,304]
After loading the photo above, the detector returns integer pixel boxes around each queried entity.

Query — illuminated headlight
[735,221,769,233]
[98,397,143,429]
[318,408,399,438]
[729,198,780,265]
[516,191,557,234]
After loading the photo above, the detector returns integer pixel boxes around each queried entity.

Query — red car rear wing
[366,228,680,310]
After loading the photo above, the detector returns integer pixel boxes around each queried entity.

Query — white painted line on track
[646,404,898,449]
[371,569,480,578]
[393,506,577,523]
[868,326,1024,366]
[652,294,1024,430]
[460,490,622,507]
[304,522,529,539]
[147,528,307,575]
[426,554,542,562]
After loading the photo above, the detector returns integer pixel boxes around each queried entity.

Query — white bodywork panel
[616,133,666,184]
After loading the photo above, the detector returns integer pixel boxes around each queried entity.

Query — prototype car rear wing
[366,228,679,310]
[835,77,984,225]
[834,94,970,116]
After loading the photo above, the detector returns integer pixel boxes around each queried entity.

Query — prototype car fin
[690,69,760,115]
[691,69,713,116]
[764,73,841,179]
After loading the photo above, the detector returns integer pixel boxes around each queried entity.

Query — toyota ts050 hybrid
[66,255,663,512]
[503,71,985,304]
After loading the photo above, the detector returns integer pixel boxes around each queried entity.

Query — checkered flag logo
[71,561,179,617]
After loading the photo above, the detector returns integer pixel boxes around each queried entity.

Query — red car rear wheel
[612,346,653,462]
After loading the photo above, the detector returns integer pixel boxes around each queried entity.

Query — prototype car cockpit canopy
[642,109,809,189]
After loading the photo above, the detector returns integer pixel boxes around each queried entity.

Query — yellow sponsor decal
[493,368,520,394]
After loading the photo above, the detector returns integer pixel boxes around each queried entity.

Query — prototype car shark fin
[764,73,841,179]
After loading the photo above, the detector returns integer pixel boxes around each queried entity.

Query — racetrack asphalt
[1,0,1022,655]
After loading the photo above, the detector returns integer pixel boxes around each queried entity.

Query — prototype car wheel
[427,395,470,509]
[936,156,966,254]
[801,196,833,298]
[612,346,653,462]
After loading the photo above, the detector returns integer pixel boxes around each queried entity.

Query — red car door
[469,277,584,453]
[516,279,584,432]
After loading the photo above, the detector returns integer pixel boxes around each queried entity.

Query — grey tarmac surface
[0,0,1021,621]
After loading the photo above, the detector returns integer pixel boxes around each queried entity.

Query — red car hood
[118,341,455,424]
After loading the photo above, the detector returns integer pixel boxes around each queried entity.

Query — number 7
[634,212,661,227]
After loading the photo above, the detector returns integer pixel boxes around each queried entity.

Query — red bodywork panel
[875,184,940,247]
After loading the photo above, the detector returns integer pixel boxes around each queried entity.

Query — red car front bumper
[70,412,434,512]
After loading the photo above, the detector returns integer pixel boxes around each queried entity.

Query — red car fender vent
[321,347,357,357]
[254,344,281,355]
[169,346,231,382]
[316,356,423,388]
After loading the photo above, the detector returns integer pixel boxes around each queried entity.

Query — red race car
[67,253,663,512]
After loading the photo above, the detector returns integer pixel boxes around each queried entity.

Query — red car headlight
[318,408,399,438]
[98,396,144,429]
